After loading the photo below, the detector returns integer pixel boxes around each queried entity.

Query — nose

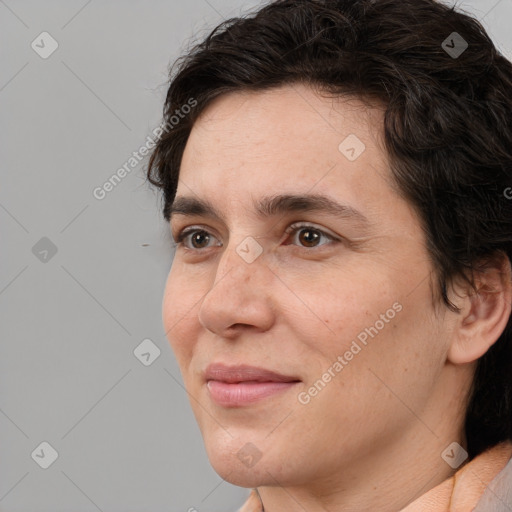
[197,240,275,338]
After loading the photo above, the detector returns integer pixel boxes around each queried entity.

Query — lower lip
[207,380,299,407]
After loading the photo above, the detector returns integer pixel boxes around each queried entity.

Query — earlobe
[447,252,512,365]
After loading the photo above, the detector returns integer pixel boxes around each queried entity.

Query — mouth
[204,363,301,407]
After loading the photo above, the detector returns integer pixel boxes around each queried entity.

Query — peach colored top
[238,441,512,511]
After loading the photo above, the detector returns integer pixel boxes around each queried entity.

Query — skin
[162,83,512,511]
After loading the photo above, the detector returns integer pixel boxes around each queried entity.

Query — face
[163,84,456,489]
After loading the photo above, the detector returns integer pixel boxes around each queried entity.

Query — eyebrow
[169,193,371,228]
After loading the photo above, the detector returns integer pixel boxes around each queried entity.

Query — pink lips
[205,363,300,407]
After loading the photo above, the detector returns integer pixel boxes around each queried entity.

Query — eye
[283,222,338,248]
[174,228,221,250]
[173,222,338,252]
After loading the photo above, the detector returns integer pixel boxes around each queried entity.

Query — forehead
[189,84,383,144]
[182,84,385,173]
[174,84,424,249]
[177,84,397,221]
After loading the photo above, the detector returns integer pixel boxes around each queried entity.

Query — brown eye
[298,228,321,247]
[190,231,211,249]
[285,223,337,249]
[175,228,220,250]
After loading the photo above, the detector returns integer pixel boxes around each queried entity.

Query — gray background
[1,0,511,511]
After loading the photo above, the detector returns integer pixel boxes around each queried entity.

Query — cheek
[284,261,441,391]
[162,265,202,364]
[278,261,398,351]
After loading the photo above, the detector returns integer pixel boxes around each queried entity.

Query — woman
[147,0,512,509]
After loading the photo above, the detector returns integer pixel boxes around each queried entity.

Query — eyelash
[173,222,339,252]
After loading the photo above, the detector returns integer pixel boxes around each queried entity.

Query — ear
[447,251,512,365]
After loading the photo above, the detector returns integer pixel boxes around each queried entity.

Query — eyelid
[173,222,340,250]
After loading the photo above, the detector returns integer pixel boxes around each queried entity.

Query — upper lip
[204,363,300,383]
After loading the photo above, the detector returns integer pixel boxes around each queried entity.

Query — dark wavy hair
[146,0,512,459]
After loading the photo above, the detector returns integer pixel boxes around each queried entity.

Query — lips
[205,363,300,383]
[204,363,301,407]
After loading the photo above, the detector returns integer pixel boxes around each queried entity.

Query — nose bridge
[214,236,264,288]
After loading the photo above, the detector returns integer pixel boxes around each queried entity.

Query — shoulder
[473,443,512,511]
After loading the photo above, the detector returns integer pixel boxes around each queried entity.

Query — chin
[201,427,285,487]
[212,460,267,488]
